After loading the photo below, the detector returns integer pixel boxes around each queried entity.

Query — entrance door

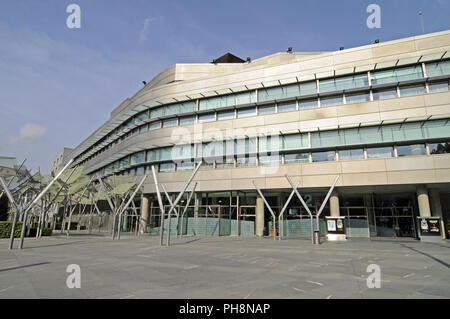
[237,206,255,237]
[373,206,416,238]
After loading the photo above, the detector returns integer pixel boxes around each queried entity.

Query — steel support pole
[161,184,181,237]
[165,161,202,246]
[151,165,165,246]
[180,182,197,236]
[96,174,117,239]
[117,175,147,240]
[252,181,277,240]
[67,177,94,236]
[285,174,315,244]
[18,159,73,249]
[278,182,299,240]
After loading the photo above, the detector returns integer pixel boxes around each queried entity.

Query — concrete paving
[0,232,448,299]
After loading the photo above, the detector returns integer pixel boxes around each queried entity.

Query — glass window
[216,157,235,168]
[132,128,138,136]
[345,92,370,104]
[425,60,450,77]
[428,82,449,93]
[259,135,281,153]
[180,116,196,125]
[177,161,194,171]
[150,107,164,118]
[320,96,343,107]
[159,163,175,172]
[129,169,135,176]
[139,125,148,133]
[282,133,308,150]
[218,110,235,120]
[371,65,423,85]
[396,144,426,157]
[299,81,318,96]
[201,141,224,158]
[119,157,129,168]
[124,119,133,129]
[179,101,196,113]
[259,155,282,166]
[366,146,394,159]
[277,102,296,113]
[235,138,257,155]
[162,119,177,128]
[429,142,450,154]
[146,149,157,162]
[198,113,216,123]
[284,153,309,163]
[338,149,364,160]
[165,104,180,116]
[237,107,256,118]
[423,119,450,139]
[135,111,149,123]
[130,151,145,165]
[311,151,336,162]
[298,99,318,109]
[149,122,161,130]
[319,73,368,92]
[389,122,424,141]
[258,84,299,102]
[159,147,172,161]
[136,167,144,176]
[104,164,113,175]
[236,156,256,167]
[372,88,397,100]
[172,144,194,160]
[258,105,276,115]
[399,85,425,97]
[311,130,344,148]
[199,91,254,110]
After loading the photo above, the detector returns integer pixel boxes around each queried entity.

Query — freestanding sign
[417,216,443,242]
[326,216,346,241]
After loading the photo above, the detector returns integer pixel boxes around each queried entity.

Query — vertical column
[417,186,431,217]
[194,192,200,235]
[429,189,446,239]
[330,191,340,217]
[141,195,149,233]
[255,194,264,237]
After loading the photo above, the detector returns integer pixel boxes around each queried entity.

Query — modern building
[50,147,73,176]
[68,30,450,240]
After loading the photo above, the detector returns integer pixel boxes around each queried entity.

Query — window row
[110,141,450,176]
[91,81,450,162]
[76,60,450,165]
[101,118,450,175]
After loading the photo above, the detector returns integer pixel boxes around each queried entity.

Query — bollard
[314,230,320,245]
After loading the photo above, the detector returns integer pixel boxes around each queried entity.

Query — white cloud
[8,123,47,145]
[139,17,158,43]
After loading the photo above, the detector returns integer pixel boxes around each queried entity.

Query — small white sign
[327,220,336,232]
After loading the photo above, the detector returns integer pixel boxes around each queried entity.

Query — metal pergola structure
[1,156,341,248]
[253,174,340,244]
[0,158,157,249]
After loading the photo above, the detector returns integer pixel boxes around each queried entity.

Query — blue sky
[0,0,449,174]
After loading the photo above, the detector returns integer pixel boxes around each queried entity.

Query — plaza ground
[0,233,448,299]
